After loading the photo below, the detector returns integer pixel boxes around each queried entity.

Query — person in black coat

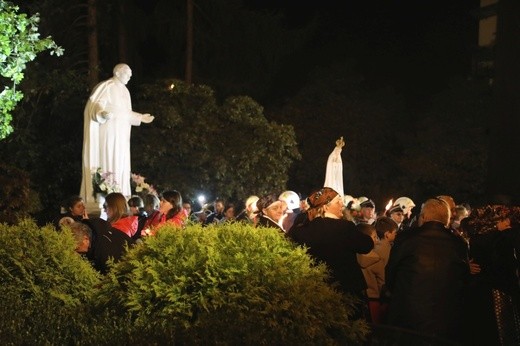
[82,218,134,274]
[385,198,470,343]
[288,187,374,319]
[463,205,520,346]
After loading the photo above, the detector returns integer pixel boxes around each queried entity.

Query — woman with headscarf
[288,187,374,319]
[255,194,286,233]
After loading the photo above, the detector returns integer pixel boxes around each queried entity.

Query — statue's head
[113,63,132,84]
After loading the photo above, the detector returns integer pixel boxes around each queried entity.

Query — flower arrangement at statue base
[92,168,120,208]
[131,173,157,199]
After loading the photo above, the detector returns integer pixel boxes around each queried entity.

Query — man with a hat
[357,198,376,225]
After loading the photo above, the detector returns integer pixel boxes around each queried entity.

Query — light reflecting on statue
[80,63,154,212]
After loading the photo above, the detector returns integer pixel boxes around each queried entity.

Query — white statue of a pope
[80,63,154,211]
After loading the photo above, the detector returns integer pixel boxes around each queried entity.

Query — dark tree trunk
[117,0,128,64]
[185,0,193,84]
[87,0,99,89]
[487,0,520,203]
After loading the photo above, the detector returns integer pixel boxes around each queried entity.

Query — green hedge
[0,219,101,344]
[94,223,369,344]
[0,220,369,344]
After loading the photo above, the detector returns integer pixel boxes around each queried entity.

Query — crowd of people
[54,189,520,345]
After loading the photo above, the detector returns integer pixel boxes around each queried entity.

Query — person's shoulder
[82,217,110,234]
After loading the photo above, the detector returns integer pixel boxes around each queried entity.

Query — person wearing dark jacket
[288,187,374,319]
[463,205,520,346]
[81,217,134,274]
[385,197,470,343]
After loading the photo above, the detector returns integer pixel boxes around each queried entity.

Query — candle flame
[385,199,393,211]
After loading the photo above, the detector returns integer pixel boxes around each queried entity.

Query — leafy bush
[94,222,369,344]
[0,219,101,344]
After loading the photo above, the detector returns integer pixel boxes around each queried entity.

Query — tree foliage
[132,79,301,203]
[0,0,63,139]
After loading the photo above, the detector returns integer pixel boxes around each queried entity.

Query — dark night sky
[132,0,478,108]
[243,0,478,109]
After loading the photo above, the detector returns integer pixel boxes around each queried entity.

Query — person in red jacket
[142,190,187,236]
[104,192,139,238]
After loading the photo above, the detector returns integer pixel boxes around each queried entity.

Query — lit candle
[384,199,393,215]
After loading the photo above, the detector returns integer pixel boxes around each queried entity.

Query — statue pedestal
[85,193,107,220]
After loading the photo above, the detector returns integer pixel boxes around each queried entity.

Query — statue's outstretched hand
[141,114,155,123]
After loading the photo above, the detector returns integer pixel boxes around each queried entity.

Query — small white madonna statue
[323,136,345,197]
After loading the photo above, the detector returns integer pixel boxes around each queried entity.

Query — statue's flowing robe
[80,78,143,207]
[324,146,344,196]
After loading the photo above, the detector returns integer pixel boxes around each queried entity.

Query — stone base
[85,193,107,220]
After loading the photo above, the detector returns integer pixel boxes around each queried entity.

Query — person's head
[223,203,236,220]
[357,223,378,243]
[182,200,193,215]
[68,222,92,254]
[388,205,405,225]
[144,193,160,214]
[214,198,225,214]
[436,195,456,222]
[392,197,416,218]
[359,199,376,220]
[104,193,129,223]
[453,205,469,222]
[128,195,144,216]
[64,195,85,217]
[160,190,183,219]
[257,194,285,222]
[375,216,398,242]
[418,198,451,227]
[244,195,259,213]
[113,63,132,84]
[307,187,342,221]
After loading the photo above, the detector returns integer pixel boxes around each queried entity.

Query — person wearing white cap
[236,195,259,225]
[357,198,376,225]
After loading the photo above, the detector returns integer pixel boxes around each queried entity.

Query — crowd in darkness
[55,188,520,345]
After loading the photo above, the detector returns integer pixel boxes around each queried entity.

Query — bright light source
[198,195,205,205]
[169,83,175,90]
[385,199,393,211]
